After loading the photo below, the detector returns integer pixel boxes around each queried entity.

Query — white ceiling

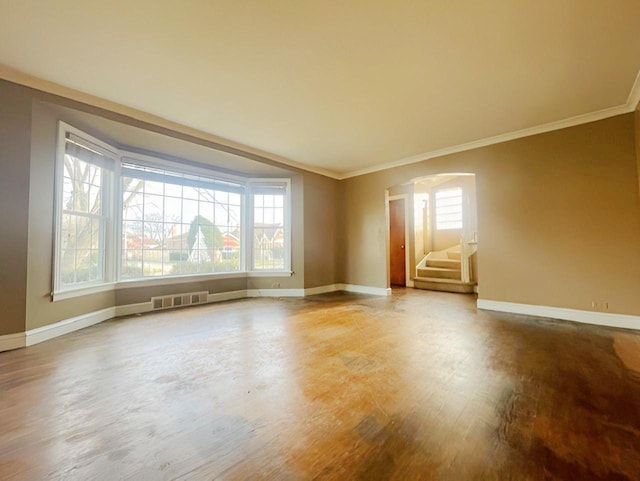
[1,1,639,178]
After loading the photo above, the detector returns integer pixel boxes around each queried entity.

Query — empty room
[1,1,640,480]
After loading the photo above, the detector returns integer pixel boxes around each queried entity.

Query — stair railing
[460,235,471,283]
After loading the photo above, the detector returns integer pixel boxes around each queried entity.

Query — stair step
[417,266,461,280]
[447,250,461,260]
[413,277,475,294]
[426,258,461,269]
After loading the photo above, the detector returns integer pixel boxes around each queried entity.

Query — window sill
[247,271,293,277]
[115,272,247,289]
[52,271,293,300]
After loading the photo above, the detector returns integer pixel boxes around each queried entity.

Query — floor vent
[151,291,208,310]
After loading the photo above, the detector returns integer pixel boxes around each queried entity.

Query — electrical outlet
[591,301,609,311]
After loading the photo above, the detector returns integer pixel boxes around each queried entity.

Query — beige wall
[26,102,116,330]
[303,172,339,288]
[3,75,640,337]
[636,105,640,199]
[0,82,31,335]
[0,80,340,335]
[340,114,640,316]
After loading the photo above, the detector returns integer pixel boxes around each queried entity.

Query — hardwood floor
[1,289,640,480]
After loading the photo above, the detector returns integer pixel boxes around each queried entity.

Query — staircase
[414,245,475,294]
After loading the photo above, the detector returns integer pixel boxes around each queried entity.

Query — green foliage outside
[186,215,223,257]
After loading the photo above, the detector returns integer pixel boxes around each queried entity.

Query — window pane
[253,192,285,270]
[121,164,244,277]
[59,137,108,289]
[122,250,142,278]
[122,191,143,220]
[183,186,199,200]
[183,199,199,223]
[75,249,91,283]
[164,197,182,223]
[229,192,241,206]
[165,183,182,198]
[143,194,163,220]
[90,219,101,249]
[144,180,163,195]
[435,188,463,230]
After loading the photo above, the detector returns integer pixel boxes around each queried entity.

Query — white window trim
[247,178,292,274]
[52,123,293,301]
[53,122,119,297]
[434,187,463,231]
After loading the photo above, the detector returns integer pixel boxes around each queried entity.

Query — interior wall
[26,102,116,330]
[340,114,640,316]
[0,79,340,334]
[0,81,31,335]
[303,172,339,288]
[636,104,640,199]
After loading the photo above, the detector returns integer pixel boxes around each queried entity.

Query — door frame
[386,192,414,288]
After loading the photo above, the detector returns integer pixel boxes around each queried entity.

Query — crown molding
[2,64,639,182]
[337,67,640,179]
[627,68,640,112]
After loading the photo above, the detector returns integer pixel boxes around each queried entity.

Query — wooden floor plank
[1,289,639,480]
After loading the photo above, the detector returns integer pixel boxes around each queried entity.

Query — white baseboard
[304,284,392,297]
[0,332,26,352]
[26,307,116,347]
[246,288,305,297]
[477,299,640,330]
[1,284,394,352]
[115,301,153,317]
[304,284,341,296]
[339,283,392,296]
[207,290,248,303]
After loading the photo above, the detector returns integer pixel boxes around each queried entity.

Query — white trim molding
[26,307,117,347]
[0,284,394,352]
[114,301,153,317]
[477,299,640,331]
[338,68,640,180]
[388,194,414,288]
[207,290,247,303]
[246,288,305,297]
[2,65,639,181]
[304,283,392,297]
[304,284,341,296]
[339,284,392,296]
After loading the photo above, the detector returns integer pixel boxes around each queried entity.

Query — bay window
[120,160,244,278]
[53,122,291,298]
[55,128,115,291]
[250,183,289,271]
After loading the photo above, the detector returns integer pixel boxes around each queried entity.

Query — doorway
[389,198,407,286]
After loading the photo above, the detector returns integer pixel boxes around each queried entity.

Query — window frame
[247,179,292,275]
[53,122,119,296]
[434,187,464,231]
[52,123,292,301]
[117,150,248,282]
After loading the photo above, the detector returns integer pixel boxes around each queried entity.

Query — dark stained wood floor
[1,288,640,480]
